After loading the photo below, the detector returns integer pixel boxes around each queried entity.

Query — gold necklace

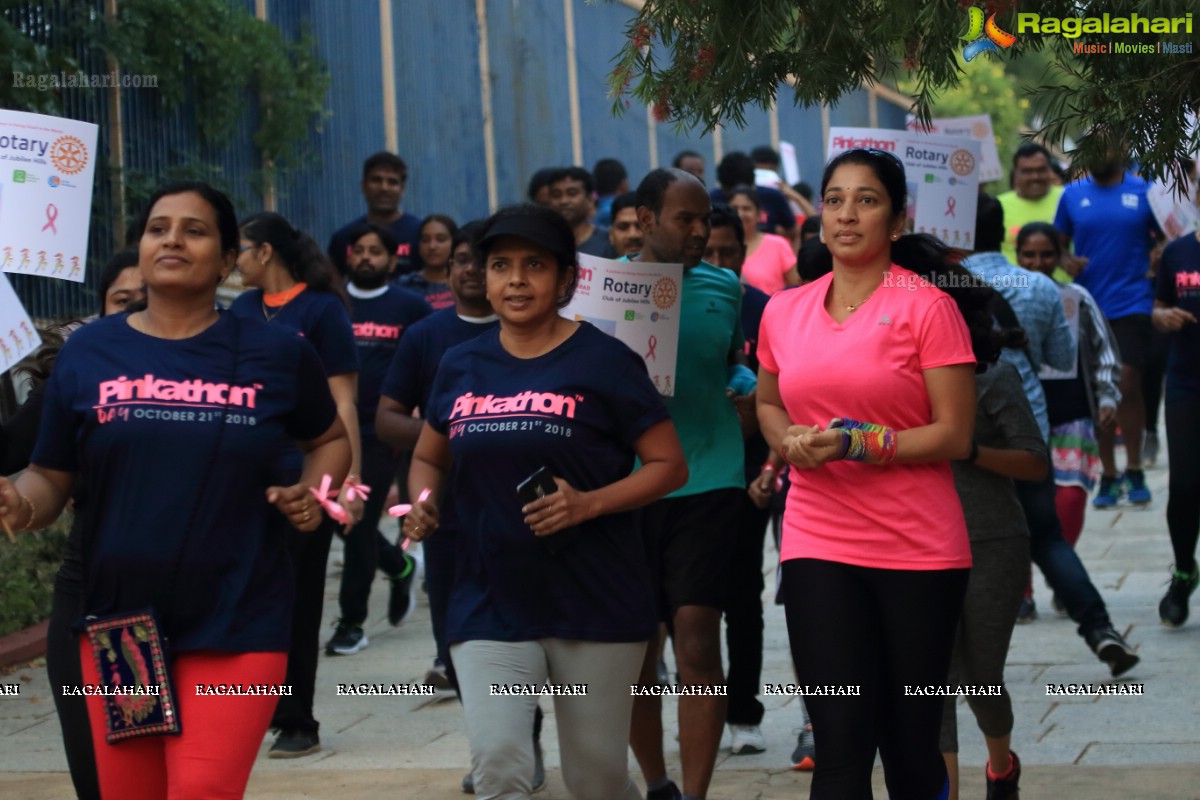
[838,288,877,313]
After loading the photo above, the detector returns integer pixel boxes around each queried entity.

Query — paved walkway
[2,452,1196,799]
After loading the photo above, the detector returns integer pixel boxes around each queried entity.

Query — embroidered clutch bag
[83,610,180,743]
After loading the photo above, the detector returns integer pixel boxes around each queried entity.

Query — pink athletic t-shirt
[742,233,796,295]
[757,265,975,570]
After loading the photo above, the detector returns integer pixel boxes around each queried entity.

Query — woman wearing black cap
[402,204,687,799]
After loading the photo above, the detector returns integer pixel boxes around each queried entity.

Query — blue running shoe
[1093,474,1123,509]
[1124,469,1151,506]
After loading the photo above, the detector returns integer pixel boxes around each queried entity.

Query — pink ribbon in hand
[343,480,371,504]
[389,487,432,551]
[309,474,349,526]
[388,487,431,519]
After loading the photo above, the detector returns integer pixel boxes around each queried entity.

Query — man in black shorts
[629,169,746,800]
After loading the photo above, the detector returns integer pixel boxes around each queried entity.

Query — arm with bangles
[0,465,74,536]
[758,364,976,470]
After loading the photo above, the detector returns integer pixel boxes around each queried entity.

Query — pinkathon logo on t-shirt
[97,374,259,409]
[353,321,403,340]
[449,391,577,421]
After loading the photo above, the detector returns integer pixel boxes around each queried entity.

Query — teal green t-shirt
[663,261,747,497]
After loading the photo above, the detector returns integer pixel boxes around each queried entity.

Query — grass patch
[0,516,71,638]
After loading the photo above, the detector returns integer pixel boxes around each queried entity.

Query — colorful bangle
[831,419,898,466]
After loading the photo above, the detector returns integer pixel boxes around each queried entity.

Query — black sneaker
[985,750,1020,800]
[424,658,453,690]
[790,723,815,770]
[646,780,682,800]
[1159,567,1199,627]
[388,554,417,626]
[324,620,368,656]
[268,728,320,759]
[1015,596,1037,624]
[1085,625,1139,677]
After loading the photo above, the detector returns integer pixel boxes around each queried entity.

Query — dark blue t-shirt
[395,271,455,310]
[229,289,356,473]
[327,213,422,276]
[380,306,499,415]
[347,286,431,436]
[426,323,668,644]
[711,186,796,234]
[32,313,337,652]
[1157,234,1200,402]
[1055,172,1159,319]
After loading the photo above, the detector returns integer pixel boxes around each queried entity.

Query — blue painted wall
[9,0,910,319]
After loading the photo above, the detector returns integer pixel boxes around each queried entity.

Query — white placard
[0,273,41,374]
[1040,286,1080,381]
[779,141,801,185]
[827,127,982,250]
[1146,178,1200,240]
[565,254,683,396]
[0,109,99,283]
[906,114,1003,183]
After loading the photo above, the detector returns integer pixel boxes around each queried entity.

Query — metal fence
[6,0,911,321]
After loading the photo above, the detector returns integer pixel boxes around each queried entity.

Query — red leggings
[1027,486,1088,598]
[79,639,286,799]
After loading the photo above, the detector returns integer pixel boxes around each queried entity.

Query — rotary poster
[565,254,682,396]
[906,113,1003,183]
[827,127,982,250]
[0,109,99,283]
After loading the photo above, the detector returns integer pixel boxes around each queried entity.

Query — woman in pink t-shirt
[756,148,1001,799]
[729,184,800,294]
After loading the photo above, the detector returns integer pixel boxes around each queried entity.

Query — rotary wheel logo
[949,149,976,177]
[50,135,88,175]
[652,277,678,310]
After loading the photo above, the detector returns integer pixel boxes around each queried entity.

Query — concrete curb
[0,620,47,669]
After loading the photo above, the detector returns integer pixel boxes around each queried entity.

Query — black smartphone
[516,467,575,554]
[516,466,558,506]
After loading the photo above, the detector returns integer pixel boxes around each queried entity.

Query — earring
[891,232,900,241]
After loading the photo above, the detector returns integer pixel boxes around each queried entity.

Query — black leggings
[272,517,337,733]
[783,558,967,800]
[1166,399,1200,574]
[46,570,100,800]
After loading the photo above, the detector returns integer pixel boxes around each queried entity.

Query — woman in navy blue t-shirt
[0,182,350,798]
[404,205,687,799]
[230,211,361,758]
[1153,232,1200,626]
